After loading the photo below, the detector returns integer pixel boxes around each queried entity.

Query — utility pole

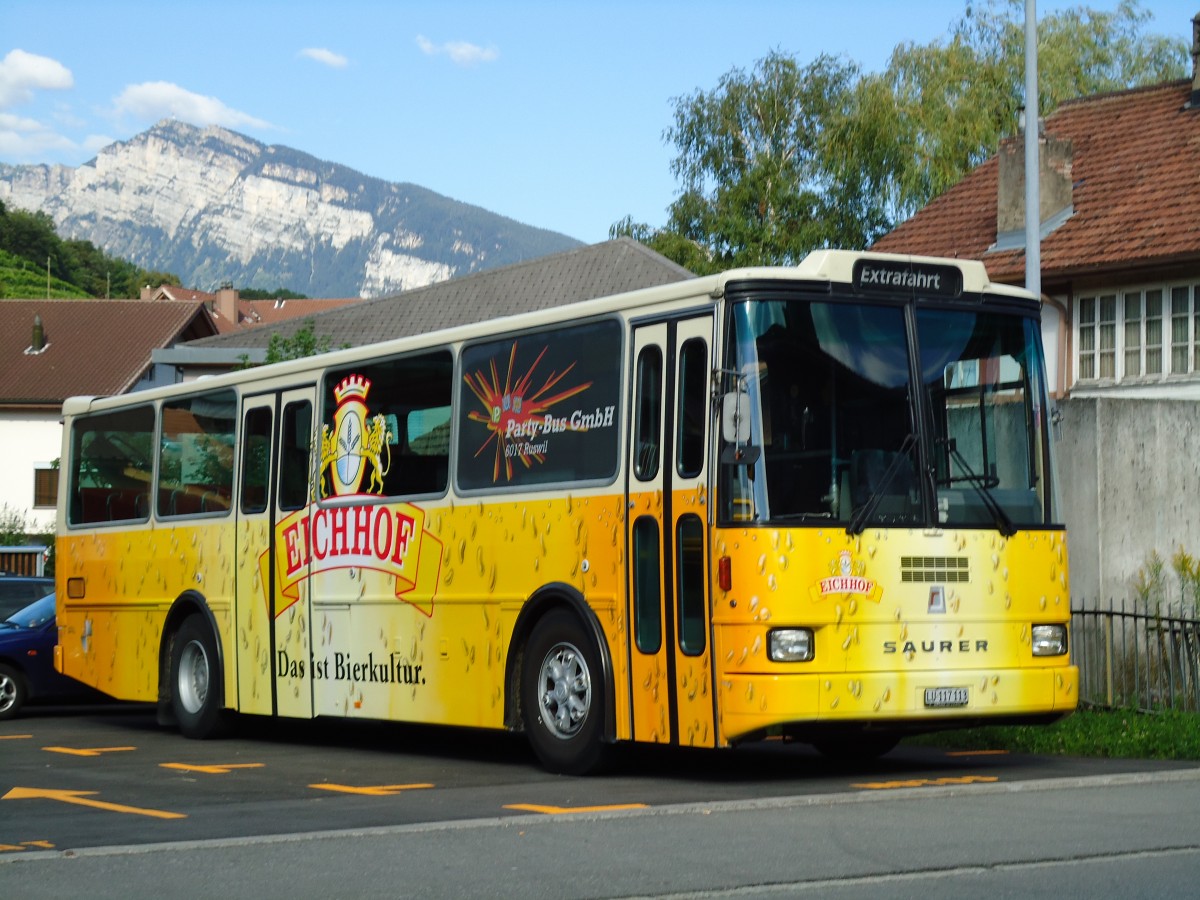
[1024,0,1040,298]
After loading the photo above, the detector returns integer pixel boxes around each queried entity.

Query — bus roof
[61,250,1036,417]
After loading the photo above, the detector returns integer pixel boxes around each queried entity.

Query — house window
[1171,286,1190,374]
[1146,289,1163,375]
[1076,283,1200,385]
[33,467,58,508]
[1123,291,1141,376]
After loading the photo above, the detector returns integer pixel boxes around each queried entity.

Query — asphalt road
[3,705,1199,898]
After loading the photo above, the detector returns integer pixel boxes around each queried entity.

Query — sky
[1,1,1195,245]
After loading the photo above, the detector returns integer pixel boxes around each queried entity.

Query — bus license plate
[924,687,969,708]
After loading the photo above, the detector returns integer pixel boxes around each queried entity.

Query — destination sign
[853,258,963,298]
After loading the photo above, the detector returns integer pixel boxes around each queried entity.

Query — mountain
[0,120,582,298]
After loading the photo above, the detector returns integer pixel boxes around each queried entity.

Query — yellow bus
[55,250,1076,773]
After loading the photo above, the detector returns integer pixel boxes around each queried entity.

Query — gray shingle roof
[185,238,694,351]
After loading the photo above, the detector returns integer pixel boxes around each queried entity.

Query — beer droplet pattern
[712,526,1075,742]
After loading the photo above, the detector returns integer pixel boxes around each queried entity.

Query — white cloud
[0,111,77,159]
[112,82,271,130]
[0,49,73,109]
[300,47,348,69]
[415,35,499,67]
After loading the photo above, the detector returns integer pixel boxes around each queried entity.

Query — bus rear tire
[521,609,608,775]
[169,615,229,739]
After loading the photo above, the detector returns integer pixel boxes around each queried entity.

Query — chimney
[1192,12,1200,107]
[216,284,239,325]
[31,314,45,352]
[996,131,1073,238]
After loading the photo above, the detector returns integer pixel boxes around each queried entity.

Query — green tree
[247,319,346,366]
[863,0,1188,223]
[618,0,1187,269]
[662,51,864,273]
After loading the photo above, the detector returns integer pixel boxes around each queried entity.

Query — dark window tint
[158,389,236,518]
[68,406,155,525]
[632,516,662,653]
[633,346,663,481]
[322,351,452,498]
[458,320,622,491]
[240,406,273,515]
[676,514,706,655]
[676,338,708,478]
[279,401,313,511]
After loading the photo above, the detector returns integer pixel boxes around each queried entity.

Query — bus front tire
[169,615,228,739]
[521,609,608,775]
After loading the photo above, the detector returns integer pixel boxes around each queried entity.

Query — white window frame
[1074,282,1199,386]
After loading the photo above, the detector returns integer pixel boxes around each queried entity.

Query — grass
[909,707,1200,760]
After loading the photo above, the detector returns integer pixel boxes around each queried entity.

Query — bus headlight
[1031,624,1068,656]
[768,628,814,662]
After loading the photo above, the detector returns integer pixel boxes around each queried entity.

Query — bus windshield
[719,296,1057,530]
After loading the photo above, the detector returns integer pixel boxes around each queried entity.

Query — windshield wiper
[940,439,1017,537]
[847,434,918,536]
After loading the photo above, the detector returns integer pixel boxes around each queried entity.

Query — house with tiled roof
[142,284,361,334]
[872,21,1200,602]
[0,299,217,532]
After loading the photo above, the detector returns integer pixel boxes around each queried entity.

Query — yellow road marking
[0,734,32,740]
[2,787,186,819]
[43,746,137,757]
[851,775,1000,790]
[945,749,1010,756]
[504,803,649,815]
[0,840,56,852]
[161,763,265,774]
[309,783,434,796]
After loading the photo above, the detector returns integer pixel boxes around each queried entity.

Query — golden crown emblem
[334,374,371,405]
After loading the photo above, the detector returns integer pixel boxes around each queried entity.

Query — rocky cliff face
[0,120,580,298]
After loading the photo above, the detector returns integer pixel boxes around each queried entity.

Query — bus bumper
[718,665,1078,744]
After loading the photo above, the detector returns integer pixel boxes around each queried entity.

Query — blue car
[0,592,87,720]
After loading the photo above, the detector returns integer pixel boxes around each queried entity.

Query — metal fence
[1071,599,1200,712]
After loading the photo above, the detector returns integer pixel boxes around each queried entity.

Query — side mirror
[720,390,760,465]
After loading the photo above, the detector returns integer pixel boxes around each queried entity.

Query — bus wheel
[169,615,228,739]
[521,609,607,775]
[0,663,28,721]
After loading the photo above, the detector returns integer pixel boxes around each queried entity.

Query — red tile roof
[146,285,360,332]
[872,79,1200,284]
[0,300,216,405]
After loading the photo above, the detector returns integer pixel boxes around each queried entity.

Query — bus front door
[627,316,716,747]
[235,387,317,719]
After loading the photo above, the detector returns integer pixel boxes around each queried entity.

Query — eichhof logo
[810,549,883,602]
[321,375,391,497]
[262,373,443,620]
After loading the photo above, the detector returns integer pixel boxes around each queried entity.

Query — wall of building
[0,410,62,533]
[1059,397,1200,606]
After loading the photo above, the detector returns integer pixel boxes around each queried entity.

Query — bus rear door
[235,387,318,719]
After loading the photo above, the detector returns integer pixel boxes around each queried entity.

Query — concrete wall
[1059,397,1200,605]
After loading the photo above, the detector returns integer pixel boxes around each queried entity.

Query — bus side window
[279,401,313,511]
[677,338,708,478]
[158,389,236,518]
[68,406,155,526]
[323,350,453,499]
[240,407,272,514]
